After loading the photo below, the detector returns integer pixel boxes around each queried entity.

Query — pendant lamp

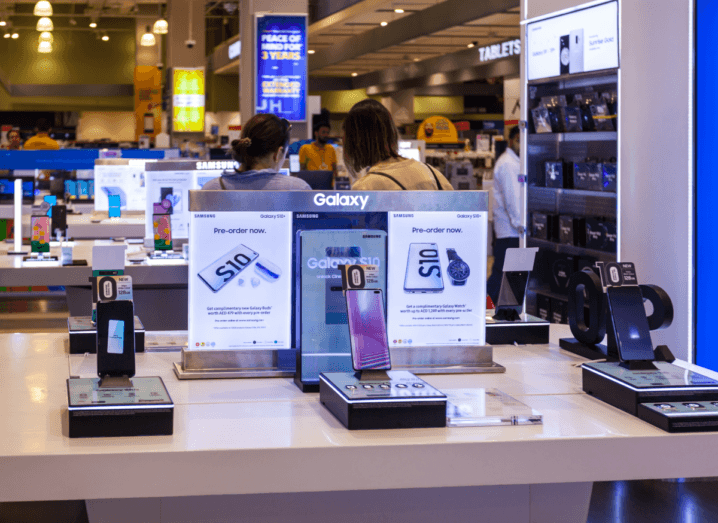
[36,17,53,32]
[140,26,156,46]
[38,40,52,53]
[33,1,53,17]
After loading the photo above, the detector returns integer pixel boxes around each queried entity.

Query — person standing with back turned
[23,118,60,150]
[486,126,523,304]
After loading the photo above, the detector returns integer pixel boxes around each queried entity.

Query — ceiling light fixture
[380,21,388,26]
[89,21,97,28]
[351,72,358,77]
[394,8,404,13]
[38,40,52,53]
[11,33,19,39]
[36,17,53,32]
[0,21,6,27]
[39,31,53,43]
[102,34,109,41]
[308,49,315,54]
[3,33,9,39]
[153,18,168,34]
[33,1,53,17]
[140,26,156,47]
[413,57,420,61]
[467,43,474,48]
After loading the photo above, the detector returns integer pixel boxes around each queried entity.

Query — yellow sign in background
[416,115,459,143]
[134,66,162,141]
[173,68,205,132]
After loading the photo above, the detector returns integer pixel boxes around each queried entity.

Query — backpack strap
[219,177,227,190]
[424,162,443,190]
[366,171,407,190]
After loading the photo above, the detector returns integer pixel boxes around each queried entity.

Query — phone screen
[346,289,391,371]
[404,243,443,293]
[606,286,655,361]
[96,300,135,377]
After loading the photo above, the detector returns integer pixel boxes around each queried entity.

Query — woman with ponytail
[203,113,311,191]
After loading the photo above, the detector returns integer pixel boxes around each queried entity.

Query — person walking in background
[486,125,523,304]
[299,122,337,177]
[23,118,59,150]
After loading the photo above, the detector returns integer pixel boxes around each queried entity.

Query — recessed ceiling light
[11,33,19,39]
[413,58,419,62]
[380,21,387,26]
[0,21,6,27]
[394,8,404,13]
[89,22,97,28]
[351,72,358,77]
[3,33,10,39]
[308,49,315,54]
[467,43,474,48]
[102,34,109,41]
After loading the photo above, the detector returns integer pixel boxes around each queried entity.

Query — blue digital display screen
[255,14,307,122]
[0,179,33,199]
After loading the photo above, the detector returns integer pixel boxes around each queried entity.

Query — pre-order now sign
[255,14,307,122]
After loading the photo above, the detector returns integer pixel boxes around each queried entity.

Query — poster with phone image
[94,159,150,211]
[31,216,50,253]
[144,170,196,241]
[387,211,487,347]
[189,211,292,350]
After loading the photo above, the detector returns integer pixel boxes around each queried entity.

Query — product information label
[94,163,148,212]
[189,211,292,350]
[387,211,487,346]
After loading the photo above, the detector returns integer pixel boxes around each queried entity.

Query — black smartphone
[96,300,136,377]
[51,204,67,235]
[606,286,655,362]
[160,187,173,215]
[346,289,391,371]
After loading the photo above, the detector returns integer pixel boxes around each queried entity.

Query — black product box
[577,256,598,273]
[536,294,551,321]
[558,215,586,246]
[545,161,565,189]
[602,163,617,192]
[549,253,575,294]
[68,316,145,354]
[532,213,548,240]
[604,221,617,253]
[572,162,602,191]
[550,298,568,324]
[585,219,606,251]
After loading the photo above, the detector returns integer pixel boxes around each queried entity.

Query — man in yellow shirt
[299,122,337,175]
[23,119,60,150]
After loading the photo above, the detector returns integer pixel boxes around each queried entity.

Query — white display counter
[0,326,716,522]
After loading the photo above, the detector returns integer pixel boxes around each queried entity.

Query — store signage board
[525,0,618,81]
[94,159,150,212]
[478,39,521,63]
[228,40,241,60]
[255,14,307,122]
[173,68,205,132]
[188,191,487,358]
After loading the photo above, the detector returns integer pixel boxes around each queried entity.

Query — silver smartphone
[198,244,259,292]
[403,242,444,293]
[569,29,584,74]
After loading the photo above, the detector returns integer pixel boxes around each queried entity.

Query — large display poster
[387,211,487,347]
[526,1,618,81]
[255,14,307,121]
[94,159,149,212]
[173,68,205,132]
[144,170,194,240]
[189,212,293,350]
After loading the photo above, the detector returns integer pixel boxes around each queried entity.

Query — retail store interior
[0,0,711,522]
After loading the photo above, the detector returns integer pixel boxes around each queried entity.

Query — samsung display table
[2,327,718,523]
[0,240,187,330]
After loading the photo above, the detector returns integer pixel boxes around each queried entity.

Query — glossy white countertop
[1,327,717,502]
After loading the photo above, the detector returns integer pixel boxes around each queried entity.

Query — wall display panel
[188,191,487,383]
[173,68,205,133]
[526,1,618,81]
[94,159,154,212]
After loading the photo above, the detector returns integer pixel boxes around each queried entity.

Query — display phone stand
[574,262,718,432]
[22,252,59,262]
[487,248,549,344]
[355,370,390,381]
[149,250,183,260]
[98,375,133,388]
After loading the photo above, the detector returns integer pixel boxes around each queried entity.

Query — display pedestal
[319,370,447,430]
[486,313,550,345]
[68,316,145,354]
[173,348,294,380]
[66,376,173,438]
[149,250,184,260]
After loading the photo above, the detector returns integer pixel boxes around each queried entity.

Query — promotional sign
[94,159,151,212]
[387,212,487,347]
[173,68,205,132]
[189,211,293,350]
[526,1,618,80]
[188,191,488,382]
[416,116,459,143]
[144,160,237,241]
[255,14,307,121]
[134,66,162,141]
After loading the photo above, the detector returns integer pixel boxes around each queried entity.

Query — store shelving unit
[524,71,619,324]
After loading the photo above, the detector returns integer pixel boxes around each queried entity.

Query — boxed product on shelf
[601,90,618,131]
[602,162,617,192]
[550,298,568,324]
[532,212,549,240]
[532,106,553,134]
[604,221,617,253]
[541,95,568,133]
[559,215,586,246]
[545,160,566,189]
[563,105,583,133]
[590,99,615,132]
[536,294,551,321]
[549,253,576,294]
[572,93,596,132]
[572,162,603,191]
[585,218,607,250]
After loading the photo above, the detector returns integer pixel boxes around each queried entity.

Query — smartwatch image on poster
[446,248,470,286]
[197,244,259,292]
[404,243,444,293]
[560,35,570,75]
[346,289,391,371]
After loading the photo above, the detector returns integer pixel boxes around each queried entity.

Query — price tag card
[339,264,380,291]
[596,261,638,289]
[96,275,133,302]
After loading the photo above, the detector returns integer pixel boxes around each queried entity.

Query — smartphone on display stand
[30,215,50,253]
[606,286,656,362]
[569,29,584,74]
[346,289,391,371]
[96,300,136,378]
[404,242,444,293]
[153,214,172,251]
[160,187,174,215]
